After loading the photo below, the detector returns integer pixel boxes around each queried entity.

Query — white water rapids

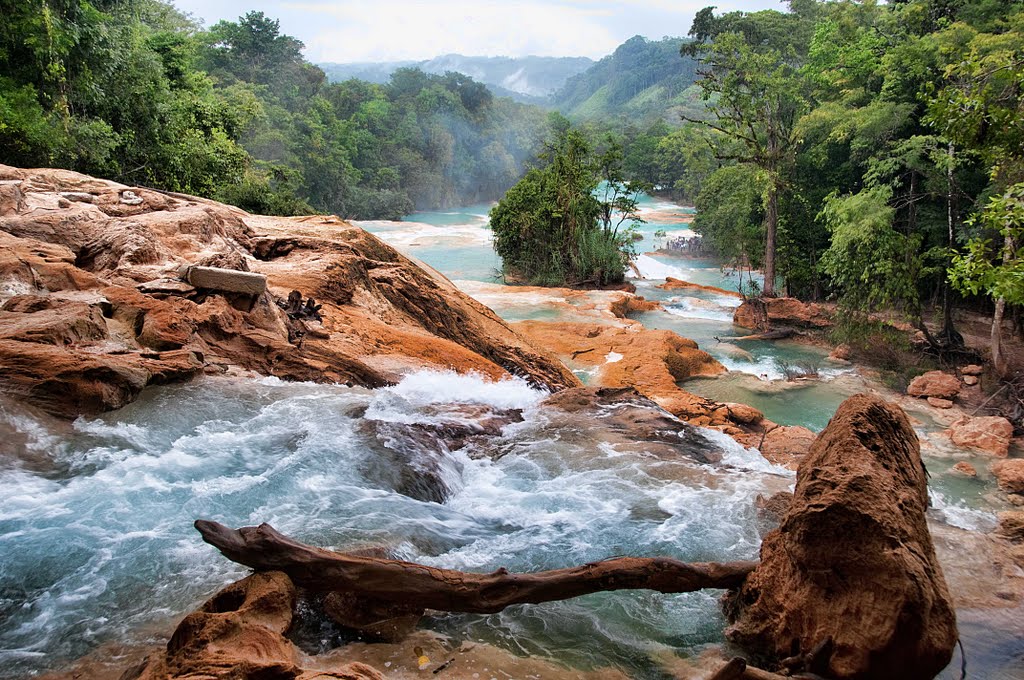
[0,371,795,678]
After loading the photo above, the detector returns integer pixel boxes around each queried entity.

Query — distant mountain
[319,54,593,102]
[550,36,704,124]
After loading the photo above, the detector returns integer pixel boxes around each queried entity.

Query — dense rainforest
[0,0,549,219]
[596,0,1022,375]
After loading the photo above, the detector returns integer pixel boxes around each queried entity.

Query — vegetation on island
[489,117,647,287]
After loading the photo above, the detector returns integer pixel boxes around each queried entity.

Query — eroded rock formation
[0,165,577,416]
[725,394,957,679]
[733,297,832,332]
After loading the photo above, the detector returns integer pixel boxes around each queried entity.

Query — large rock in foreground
[725,394,957,679]
[0,166,578,416]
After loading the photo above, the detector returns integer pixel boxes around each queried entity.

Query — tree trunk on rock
[195,520,756,614]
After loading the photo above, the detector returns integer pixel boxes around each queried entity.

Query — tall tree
[683,10,811,295]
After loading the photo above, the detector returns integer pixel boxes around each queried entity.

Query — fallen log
[195,520,756,614]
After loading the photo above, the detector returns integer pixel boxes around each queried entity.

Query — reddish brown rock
[907,370,961,400]
[996,510,1024,542]
[733,297,832,331]
[131,572,384,680]
[992,459,1024,495]
[725,394,957,679]
[962,364,984,376]
[657,277,742,298]
[514,319,730,424]
[829,343,851,361]
[927,397,954,409]
[952,461,977,477]
[946,416,1014,457]
[0,164,579,416]
[758,425,816,469]
[725,402,764,425]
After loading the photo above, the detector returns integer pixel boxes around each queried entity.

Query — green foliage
[949,183,1024,306]
[819,186,922,314]
[0,2,550,218]
[489,126,642,287]
[551,36,702,124]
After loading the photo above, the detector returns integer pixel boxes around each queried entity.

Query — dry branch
[195,520,756,614]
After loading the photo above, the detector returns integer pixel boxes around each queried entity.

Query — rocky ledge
[0,166,577,416]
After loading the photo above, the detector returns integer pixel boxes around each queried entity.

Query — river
[0,196,1020,679]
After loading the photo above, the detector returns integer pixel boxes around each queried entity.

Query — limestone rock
[963,375,979,386]
[725,394,957,679]
[927,397,954,409]
[657,277,742,298]
[758,425,816,469]
[907,370,961,399]
[733,297,832,331]
[514,319,729,424]
[996,510,1024,542]
[946,416,1014,457]
[829,343,851,361]
[992,459,1024,495]
[0,164,579,416]
[725,402,764,425]
[952,461,977,477]
[131,571,384,680]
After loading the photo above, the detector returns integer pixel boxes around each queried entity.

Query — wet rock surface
[725,394,957,679]
[0,165,577,416]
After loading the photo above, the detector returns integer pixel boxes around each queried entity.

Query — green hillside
[550,36,704,123]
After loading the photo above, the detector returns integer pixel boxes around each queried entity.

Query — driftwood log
[195,520,756,614]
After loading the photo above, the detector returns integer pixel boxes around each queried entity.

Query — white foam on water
[928,490,998,532]
[664,296,737,323]
[633,254,691,281]
[356,219,492,249]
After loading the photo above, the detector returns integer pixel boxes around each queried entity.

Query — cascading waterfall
[0,371,794,678]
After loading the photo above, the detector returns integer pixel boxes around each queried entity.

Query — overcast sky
[169,0,786,63]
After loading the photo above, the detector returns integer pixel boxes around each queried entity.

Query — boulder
[962,364,984,376]
[725,394,957,679]
[927,397,954,409]
[992,459,1024,495]
[733,297,832,331]
[130,571,384,680]
[996,510,1024,543]
[946,416,1014,457]
[725,402,764,425]
[907,371,961,399]
[829,343,851,361]
[951,461,977,477]
[963,375,979,386]
[758,425,816,469]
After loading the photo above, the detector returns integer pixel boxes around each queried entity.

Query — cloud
[284,1,624,62]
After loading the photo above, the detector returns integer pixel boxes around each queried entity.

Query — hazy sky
[170,0,786,63]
